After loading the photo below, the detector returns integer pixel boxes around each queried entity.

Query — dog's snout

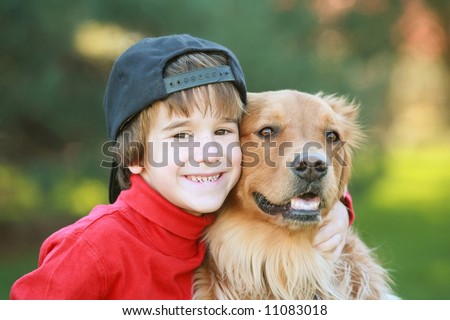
[292,153,327,181]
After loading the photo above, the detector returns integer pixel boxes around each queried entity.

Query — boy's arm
[313,190,356,261]
[10,234,106,299]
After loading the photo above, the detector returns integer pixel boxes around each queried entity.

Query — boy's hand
[312,201,349,263]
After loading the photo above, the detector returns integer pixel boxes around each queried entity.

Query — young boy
[10,34,354,299]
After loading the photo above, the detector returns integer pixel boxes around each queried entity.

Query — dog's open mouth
[253,192,321,223]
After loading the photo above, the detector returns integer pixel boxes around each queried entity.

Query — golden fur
[194,90,394,299]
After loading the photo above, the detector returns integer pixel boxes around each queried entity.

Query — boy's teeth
[187,174,220,183]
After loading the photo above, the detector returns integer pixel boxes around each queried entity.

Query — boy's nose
[192,137,222,164]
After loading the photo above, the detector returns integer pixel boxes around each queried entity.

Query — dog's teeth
[291,197,320,211]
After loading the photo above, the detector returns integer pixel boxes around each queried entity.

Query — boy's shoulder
[42,202,129,251]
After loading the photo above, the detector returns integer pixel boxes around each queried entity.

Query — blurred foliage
[351,146,450,299]
[1,0,450,299]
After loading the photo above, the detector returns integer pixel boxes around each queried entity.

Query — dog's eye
[258,127,275,138]
[325,131,340,142]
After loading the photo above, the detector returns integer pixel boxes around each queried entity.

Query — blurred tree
[0,0,448,215]
[386,0,450,146]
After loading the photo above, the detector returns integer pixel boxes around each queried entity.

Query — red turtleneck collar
[116,174,215,257]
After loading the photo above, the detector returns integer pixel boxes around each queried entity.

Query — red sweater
[10,175,215,299]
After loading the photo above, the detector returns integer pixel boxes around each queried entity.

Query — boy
[10,34,353,299]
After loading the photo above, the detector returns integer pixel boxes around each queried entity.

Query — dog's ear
[246,92,266,111]
[319,93,365,150]
[322,94,358,122]
[318,93,365,197]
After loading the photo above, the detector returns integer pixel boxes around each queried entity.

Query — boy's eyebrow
[162,117,238,131]
[162,120,191,131]
[222,117,239,123]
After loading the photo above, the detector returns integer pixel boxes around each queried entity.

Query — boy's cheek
[146,141,191,166]
[145,142,170,166]
[230,143,242,169]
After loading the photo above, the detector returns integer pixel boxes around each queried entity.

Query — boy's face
[130,103,242,216]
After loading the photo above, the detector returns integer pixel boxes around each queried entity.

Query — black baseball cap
[103,34,247,203]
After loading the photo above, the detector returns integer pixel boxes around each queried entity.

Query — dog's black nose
[291,153,328,181]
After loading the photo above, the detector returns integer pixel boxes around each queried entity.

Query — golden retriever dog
[194,90,395,299]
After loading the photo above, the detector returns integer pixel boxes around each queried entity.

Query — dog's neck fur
[204,204,349,300]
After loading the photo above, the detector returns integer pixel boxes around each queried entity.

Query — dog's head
[233,90,363,230]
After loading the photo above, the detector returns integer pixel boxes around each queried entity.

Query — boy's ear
[128,165,143,174]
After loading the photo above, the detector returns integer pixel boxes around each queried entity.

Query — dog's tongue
[290,196,320,211]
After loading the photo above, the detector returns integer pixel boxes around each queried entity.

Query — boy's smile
[129,103,242,216]
[185,173,221,183]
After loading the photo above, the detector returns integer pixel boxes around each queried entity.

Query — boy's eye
[173,132,191,139]
[215,129,230,136]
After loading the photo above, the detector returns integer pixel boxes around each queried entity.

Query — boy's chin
[183,199,224,216]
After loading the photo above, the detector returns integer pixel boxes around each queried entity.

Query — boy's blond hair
[115,52,245,190]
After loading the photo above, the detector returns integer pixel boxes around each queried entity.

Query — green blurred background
[1,0,449,299]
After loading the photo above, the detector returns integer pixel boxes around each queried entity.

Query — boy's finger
[312,217,343,247]
[312,223,332,247]
[331,239,346,263]
[313,233,342,252]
